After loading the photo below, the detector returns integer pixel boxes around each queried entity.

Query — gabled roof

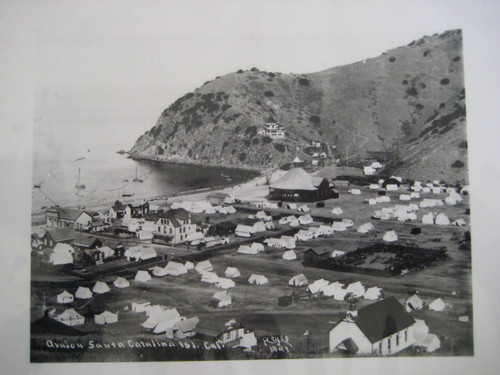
[158,208,190,227]
[207,192,231,199]
[305,248,330,256]
[270,168,327,191]
[52,207,86,221]
[73,233,102,248]
[177,316,200,333]
[44,227,76,243]
[355,297,415,343]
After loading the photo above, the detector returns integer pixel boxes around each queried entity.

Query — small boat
[75,157,86,162]
[133,167,143,183]
[75,168,86,189]
[116,150,126,155]
[33,182,42,189]
[122,193,134,197]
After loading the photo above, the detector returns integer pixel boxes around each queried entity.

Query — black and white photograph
[1,1,500,374]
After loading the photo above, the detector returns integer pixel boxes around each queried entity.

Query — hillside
[129,29,468,183]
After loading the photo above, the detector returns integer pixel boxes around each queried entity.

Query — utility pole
[346,145,349,168]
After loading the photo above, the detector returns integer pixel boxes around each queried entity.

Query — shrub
[252,137,259,145]
[239,152,246,162]
[452,160,465,168]
[402,79,408,85]
[231,148,236,155]
[439,103,446,109]
[157,146,164,155]
[262,136,272,144]
[415,103,424,110]
[237,69,244,74]
[440,78,450,85]
[264,91,274,97]
[423,49,431,57]
[298,78,310,86]
[268,72,275,78]
[245,126,257,137]
[389,56,396,62]
[406,87,418,97]
[221,104,232,111]
[222,141,229,148]
[309,115,321,125]
[274,143,286,153]
[453,56,461,62]
[458,140,468,149]
[250,67,259,72]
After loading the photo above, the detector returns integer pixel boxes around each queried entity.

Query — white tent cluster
[264,235,296,249]
[237,242,265,255]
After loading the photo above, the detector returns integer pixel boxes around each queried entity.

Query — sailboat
[133,167,143,183]
[75,168,86,189]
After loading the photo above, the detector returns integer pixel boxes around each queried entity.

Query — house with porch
[152,208,197,245]
[46,206,95,230]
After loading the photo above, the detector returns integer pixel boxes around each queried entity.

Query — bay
[31,149,259,213]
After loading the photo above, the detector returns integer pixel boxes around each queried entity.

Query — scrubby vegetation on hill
[130,29,468,182]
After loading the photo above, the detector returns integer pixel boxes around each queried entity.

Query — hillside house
[258,122,285,139]
[152,208,197,245]
[109,201,127,219]
[269,168,336,202]
[329,297,416,356]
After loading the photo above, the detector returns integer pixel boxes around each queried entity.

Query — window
[405,330,408,342]
[378,342,382,353]
[396,334,399,346]
[387,338,391,352]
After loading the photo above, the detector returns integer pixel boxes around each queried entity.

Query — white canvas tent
[93,281,110,294]
[345,281,365,298]
[237,245,258,255]
[75,286,93,300]
[201,272,220,284]
[349,189,361,195]
[165,261,188,276]
[55,308,85,327]
[212,291,232,307]
[288,274,308,287]
[308,279,329,294]
[238,332,257,351]
[364,287,382,300]
[279,215,296,225]
[331,250,345,258]
[298,214,313,225]
[113,277,130,289]
[383,230,398,242]
[248,274,268,285]
[131,299,150,313]
[95,311,118,325]
[152,266,169,277]
[57,290,74,304]
[322,282,345,298]
[342,218,354,228]
[135,270,152,282]
[422,213,435,224]
[406,294,424,312]
[216,278,235,289]
[429,298,446,312]
[195,260,213,273]
[332,221,347,232]
[224,267,241,278]
[298,205,310,213]
[184,261,194,271]
[435,213,450,226]
[235,225,253,238]
[282,250,297,261]
[414,332,441,353]
[357,223,374,233]
[331,207,343,215]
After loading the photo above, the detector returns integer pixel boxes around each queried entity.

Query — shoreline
[31,168,268,218]
[128,153,266,173]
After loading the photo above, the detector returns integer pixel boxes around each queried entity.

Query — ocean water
[31,149,259,213]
